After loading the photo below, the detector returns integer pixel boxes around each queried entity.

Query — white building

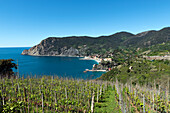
[103,58,112,62]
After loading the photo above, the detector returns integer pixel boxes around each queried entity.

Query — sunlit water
[0,47,105,79]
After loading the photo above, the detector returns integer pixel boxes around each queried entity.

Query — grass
[94,86,121,113]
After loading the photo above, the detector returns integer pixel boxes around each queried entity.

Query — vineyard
[0,76,169,113]
[114,78,170,113]
[0,76,118,113]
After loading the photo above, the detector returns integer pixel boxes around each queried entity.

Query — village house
[103,58,112,62]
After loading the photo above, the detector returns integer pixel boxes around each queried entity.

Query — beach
[79,56,101,64]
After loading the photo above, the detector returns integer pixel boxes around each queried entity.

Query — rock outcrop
[22,40,81,56]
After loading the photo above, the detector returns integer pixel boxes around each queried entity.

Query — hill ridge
[21,27,170,56]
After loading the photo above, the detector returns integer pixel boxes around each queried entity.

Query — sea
[0,47,105,79]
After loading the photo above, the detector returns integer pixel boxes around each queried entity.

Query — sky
[0,0,170,47]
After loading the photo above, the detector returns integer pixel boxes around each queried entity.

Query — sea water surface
[0,47,104,79]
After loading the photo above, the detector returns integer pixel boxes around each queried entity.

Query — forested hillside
[22,27,170,56]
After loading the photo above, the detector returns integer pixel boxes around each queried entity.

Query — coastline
[79,56,101,64]
[22,54,101,64]
[22,54,83,58]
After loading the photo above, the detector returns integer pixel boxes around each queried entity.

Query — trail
[94,86,121,113]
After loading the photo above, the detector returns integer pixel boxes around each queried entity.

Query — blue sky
[0,0,170,47]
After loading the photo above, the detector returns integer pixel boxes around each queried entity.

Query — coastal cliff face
[22,27,170,56]
[22,38,82,56]
[21,45,80,56]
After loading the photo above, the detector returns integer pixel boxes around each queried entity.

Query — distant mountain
[124,27,170,47]
[22,27,170,56]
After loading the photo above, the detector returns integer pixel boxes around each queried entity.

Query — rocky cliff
[22,27,170,56]
[22,46,80,56]
[21,38,83,56]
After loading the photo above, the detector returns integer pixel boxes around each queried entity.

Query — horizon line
[0,46,31,48]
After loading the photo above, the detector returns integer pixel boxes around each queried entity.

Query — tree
[0,59,17,78]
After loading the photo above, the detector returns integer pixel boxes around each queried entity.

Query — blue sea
[0,47,104,79]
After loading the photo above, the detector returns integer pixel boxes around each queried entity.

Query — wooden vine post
[143,94,145,113]
[167,78,169,112]
[153,80,155,110]
[91,90,95,113]
[97,86,99,103]
[41,92,44,113]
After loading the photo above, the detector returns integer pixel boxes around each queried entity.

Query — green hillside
[26,27,170,56]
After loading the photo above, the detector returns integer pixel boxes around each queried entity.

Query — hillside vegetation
[98,42,170,85]
[22,27,170,56]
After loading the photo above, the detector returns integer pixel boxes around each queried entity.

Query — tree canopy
[0,59,17,78]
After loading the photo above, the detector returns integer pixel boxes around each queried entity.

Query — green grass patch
[94,87,121,113]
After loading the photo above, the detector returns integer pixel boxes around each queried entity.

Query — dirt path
[94,86,121,113]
